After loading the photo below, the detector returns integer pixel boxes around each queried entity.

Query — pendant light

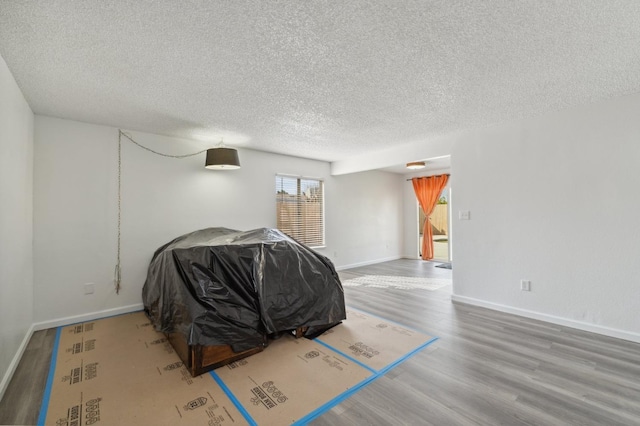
[205,139,241,170]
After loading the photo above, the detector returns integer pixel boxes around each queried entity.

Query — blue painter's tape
[377,336,439,376]
[296,311,440,424]
[294,335,439,424]
[209,370,258,426]
[293,372,380,425]
[37,310,436,426]
[314,338,377,374]
[37,327,62,426]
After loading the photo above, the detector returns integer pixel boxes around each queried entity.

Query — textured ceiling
[2,1,640,170]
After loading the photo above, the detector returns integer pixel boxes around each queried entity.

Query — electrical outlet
[84,283,95,295]
[520,280,531,292]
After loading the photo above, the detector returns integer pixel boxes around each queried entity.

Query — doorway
[418,187,450,261]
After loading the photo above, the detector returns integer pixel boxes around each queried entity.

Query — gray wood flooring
[2,259,640,425]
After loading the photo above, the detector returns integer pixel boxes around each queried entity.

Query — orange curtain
[412,175,449,260]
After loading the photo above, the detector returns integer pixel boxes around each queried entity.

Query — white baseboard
[401,255,421,260]
[335,255,402,271]
[0,323,35,403]
[451,294,640,344]
[32,303,144,331]
[2,304,144,402]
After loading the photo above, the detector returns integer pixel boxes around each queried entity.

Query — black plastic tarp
[142,227,346,352]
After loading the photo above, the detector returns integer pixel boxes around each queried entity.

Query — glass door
[418,187,449,261]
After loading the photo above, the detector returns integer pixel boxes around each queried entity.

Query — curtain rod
[406,173,450,181]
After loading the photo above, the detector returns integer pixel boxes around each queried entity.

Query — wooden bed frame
[167,326,309,377]
[167,332,266,377]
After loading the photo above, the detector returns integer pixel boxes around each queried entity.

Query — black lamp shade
[205,147,241,170]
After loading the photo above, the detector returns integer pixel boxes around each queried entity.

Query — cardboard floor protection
[315,307,438,372]
[39,309,437,425]
[39,312,245,426]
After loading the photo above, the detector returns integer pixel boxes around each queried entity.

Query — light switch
[459,210,471,220]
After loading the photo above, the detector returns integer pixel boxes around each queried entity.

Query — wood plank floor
[2,259,640,425]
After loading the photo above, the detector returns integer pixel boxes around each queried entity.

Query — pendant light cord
[119,130,208,158]
[114,129,210,295]
[115,131,122,294]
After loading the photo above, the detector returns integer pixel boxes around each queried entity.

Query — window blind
[275,175,325,247]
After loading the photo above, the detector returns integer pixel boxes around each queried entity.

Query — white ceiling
[2,1,640,174]
[380,155,451,175]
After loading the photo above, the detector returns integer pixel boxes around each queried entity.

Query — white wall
[332,135,453,175]
[451,93,640,342]
[0,54,34,398]
[33,117,404,324]
[328,171,404,269]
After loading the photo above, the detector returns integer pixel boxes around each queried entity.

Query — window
[276,175,324,247]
